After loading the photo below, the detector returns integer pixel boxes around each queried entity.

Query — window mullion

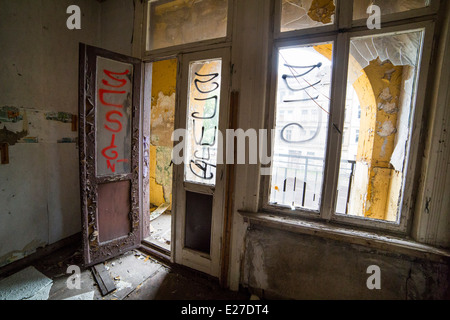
[337,0,353,30]
[320,32,350,220]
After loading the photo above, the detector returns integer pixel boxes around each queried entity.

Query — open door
[79,44,142,267]
[173,48,230,277]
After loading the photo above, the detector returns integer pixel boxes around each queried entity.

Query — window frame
[262,1,437,235]
[262,33,339,222]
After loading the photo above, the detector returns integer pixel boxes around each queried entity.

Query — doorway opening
[144,58,177,253]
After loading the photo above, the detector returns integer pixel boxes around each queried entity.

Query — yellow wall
[360,59,403,220]
[314,44,404,221]
[150,59,177,209]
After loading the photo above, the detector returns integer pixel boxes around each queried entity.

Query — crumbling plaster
[149,59,177,209]
[243,225,450,300]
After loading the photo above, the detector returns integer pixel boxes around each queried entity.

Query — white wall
[0,0,135,268]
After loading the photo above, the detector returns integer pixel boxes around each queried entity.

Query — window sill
[238,210,450,264]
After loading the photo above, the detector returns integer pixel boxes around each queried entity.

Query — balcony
[270,153,356,213]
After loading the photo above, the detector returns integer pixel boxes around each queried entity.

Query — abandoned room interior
[0,0,449,301]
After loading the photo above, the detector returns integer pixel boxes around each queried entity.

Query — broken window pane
[280,0,336,33]
[147,0,228,51]
[269,42,333,211]
[353,0,431,20]
[184,58,222,186]
[336,30,424,222]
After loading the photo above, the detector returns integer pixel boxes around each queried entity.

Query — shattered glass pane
[280,0,336,33]
[353,0,431,20]
[336,30,424,222]
[147,0,228,51]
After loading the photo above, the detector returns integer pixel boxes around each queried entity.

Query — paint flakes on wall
[378,87,399,114]
[377,120,396,138]
[379,101,398,114]
[379,87,393,101]
[0,107,77,145]
[44,111,74,123]
[155,146,173,204]
[150,92,175,146]
[0,239,47,268]
[0,126,27,146]
[0,106,23,123]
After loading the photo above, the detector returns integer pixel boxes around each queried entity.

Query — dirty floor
[145,212,172,252]
[0,242,250,301]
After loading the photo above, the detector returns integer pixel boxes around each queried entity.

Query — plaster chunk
[377,121,396,137]
[378,101,398,114]
[379,87,393,101]
[383,68,397,82]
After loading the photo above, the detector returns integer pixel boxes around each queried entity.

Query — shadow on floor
[8,242,250,300]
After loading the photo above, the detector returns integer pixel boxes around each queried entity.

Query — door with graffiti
[79,44,142,267]
[173,48,231,277]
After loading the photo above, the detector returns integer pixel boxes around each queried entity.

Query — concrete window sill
[239,211,450,263]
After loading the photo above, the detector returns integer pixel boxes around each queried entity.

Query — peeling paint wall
[149,59,177,210]
[359,59,404,220]
[0,0,135,268]
[243,226,450,300]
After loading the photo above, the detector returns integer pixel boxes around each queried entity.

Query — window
[336,29,424,222]
[270,42,333,211]
[265,0,436,232]
[146,0,229,51]
[185,58,222,186]
[280,0,336,33]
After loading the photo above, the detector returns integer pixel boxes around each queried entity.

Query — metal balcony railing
[270,153,356,213]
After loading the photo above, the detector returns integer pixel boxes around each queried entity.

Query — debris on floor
[91,263,116,296]
[150,202,170,221]
[0,266,53,300]
[0,246,250,300]
[147,212,172,251]
[63,291,94,300]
